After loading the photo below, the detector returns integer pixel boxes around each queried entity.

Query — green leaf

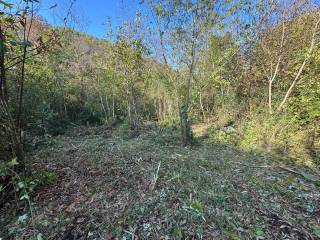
[311,225,320,238]
[196,228,204,238]
[7,158,18,167]
[172,227,183,240]
[18,181,25,189]
[255,225,265,237]
[18,214,28,223]
[36,233,43,240]
[20,193,30,200]
[187,199,204,212]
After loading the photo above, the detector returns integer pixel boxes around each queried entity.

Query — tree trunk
[277,16,320,111]
[0,26,8,103]
[99,92,107,119]
[105,94,111,119]
[268,22,285,114]
[199,91,206,121]
[180,13,197,146]
[112,92,115,119]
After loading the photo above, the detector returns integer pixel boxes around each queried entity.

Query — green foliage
[158,116,180,129]
[1,157,58,209]
[1,2,320,238]
[208,125,239,145]
[31,102,69,136]
[0,158,18,179]
[78,104,104,125]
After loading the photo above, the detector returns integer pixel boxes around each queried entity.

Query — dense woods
[1,0,320,239]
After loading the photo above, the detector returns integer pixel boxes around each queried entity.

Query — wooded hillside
[1,0,320,239]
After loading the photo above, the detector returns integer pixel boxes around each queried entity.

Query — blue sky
[39,0,145,38]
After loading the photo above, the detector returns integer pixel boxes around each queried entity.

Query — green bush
[1,158,59,207]
[158,116,180,129]
[77,103,104,125]
[208,125,240,145]
[29,102,69,136]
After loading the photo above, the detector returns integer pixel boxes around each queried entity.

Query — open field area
[2,126,319,239]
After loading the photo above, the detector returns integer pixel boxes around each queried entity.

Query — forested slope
[1,0,320,239]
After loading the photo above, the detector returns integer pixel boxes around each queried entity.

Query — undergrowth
[1,125,319,239]
[206,107,320,167]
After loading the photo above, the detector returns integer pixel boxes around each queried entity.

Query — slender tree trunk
[17,47,27,143]
[199,91,206,121]
[126,90,132,126]
[16,1,33,162]
[16,20,29,162]
[269,22,285,114]
[0,26,8,103]
[99,92,107,119]
[268,58,281,113]
[181,12,197,146]
[277,16,320,111]
[112,92,115,119]
[105,94,111,118]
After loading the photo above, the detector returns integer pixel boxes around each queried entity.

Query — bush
[29,102,69,136]
[206,105,320,165]
[0,158,59,207]
[78,104,104,125]
[0,122,14,161]
[158,116,180,129]
[208,125,240,145]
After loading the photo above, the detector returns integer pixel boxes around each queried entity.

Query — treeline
[1,0,320,168]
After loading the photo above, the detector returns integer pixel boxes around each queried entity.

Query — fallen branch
[149,161,161,191]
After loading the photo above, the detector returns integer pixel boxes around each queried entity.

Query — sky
[39,0,145,39]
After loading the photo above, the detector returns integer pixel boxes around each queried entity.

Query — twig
[149,161,161,191]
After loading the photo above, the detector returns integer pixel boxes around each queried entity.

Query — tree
[147,0,231,145]
[0,0,74,162]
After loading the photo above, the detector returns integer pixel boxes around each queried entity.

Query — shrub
[208,125,240,145]
[1,158,59,207]
[29,102,69,136]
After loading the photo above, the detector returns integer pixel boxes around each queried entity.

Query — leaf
[172,227,183,240]
[311,224,320,238]
[7,158,18,167]
[37,233,43,240]
[255,225,265,237]
[18,181,25,189]
[196,228,204,238]
[18,214,28,223]
[20,194,30,200]
[21,10,27,18]
[286,175,294,183]
[187,199,204,212]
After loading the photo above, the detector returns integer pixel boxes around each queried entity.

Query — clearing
[2,125,320,239]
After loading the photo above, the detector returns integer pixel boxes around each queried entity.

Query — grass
[1,125,320,239]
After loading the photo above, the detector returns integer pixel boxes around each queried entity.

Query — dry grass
[1,126,320,239]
